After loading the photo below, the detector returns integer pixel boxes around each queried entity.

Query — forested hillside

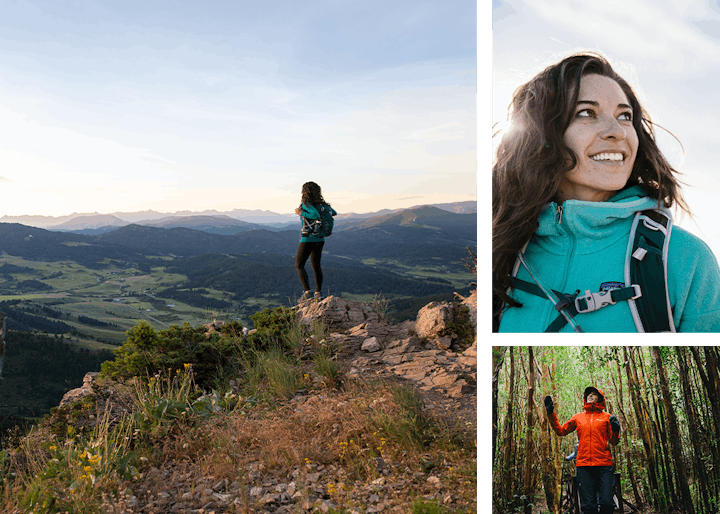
[165,254,459,301]
[0,331,113,417]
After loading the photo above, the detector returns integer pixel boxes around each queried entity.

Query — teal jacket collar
[534,185,661,255]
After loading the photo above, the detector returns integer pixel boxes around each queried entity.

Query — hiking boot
[314,292,324,301]
[299,291,313,303]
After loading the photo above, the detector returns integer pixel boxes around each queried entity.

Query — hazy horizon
[0,198,478,221]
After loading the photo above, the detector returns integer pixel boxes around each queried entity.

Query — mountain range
[0,205,477,273]
[0,201,477,235]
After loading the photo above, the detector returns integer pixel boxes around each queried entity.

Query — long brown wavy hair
[301,181,330,206]
[492,52,689,331]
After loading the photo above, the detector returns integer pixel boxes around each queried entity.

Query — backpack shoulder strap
[625,208,675,332]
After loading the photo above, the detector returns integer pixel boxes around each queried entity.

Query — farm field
[0,255,239,345]
[360,257,475,289]
[0,250,474,347]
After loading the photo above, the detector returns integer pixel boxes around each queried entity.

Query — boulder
[415,302,453,340]
[361,337,382,353]
[296,296,384,330]
[60,372,99,407]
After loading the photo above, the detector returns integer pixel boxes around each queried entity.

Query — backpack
[302,204,335,238]
[509,208,674,333]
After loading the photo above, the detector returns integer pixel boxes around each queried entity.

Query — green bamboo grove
[492,346,720,514]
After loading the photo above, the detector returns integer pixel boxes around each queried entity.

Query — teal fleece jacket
[299,202,336,243]
[499,185,720,332]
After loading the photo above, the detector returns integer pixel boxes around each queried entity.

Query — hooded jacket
[549,388,617,467]
[498,185,720,332]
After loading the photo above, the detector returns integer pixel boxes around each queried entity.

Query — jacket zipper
[546,204,574,329]
[590,414,594,463]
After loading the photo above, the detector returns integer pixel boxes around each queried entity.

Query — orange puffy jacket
[548,388,618,467]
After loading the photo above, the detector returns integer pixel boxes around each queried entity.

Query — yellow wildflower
[48,445,57,451]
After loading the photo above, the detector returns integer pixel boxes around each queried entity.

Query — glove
[609,415,620,433]
[544,395,554,415]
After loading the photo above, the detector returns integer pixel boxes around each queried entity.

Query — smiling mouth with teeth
[590,152,624,162]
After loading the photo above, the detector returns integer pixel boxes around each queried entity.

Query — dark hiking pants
[296,241,324,292]
[576,466,615,514]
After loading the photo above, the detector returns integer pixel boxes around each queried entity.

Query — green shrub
[100,321,247,388]
[100,322,192,382]
[244,306,300,354]
[251,307,296,338]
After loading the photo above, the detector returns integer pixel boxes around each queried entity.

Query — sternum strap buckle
[575,285,642,314]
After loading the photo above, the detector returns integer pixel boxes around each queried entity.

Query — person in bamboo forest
[545,387,620,514]
[492,51,720,332]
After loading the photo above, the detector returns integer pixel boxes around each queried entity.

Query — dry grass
[1,374,475,513]
[151,378,475,493]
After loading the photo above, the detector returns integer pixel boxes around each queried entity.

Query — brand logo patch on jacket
[600,282,624,292]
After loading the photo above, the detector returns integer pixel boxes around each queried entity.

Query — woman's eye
[576,109,594,118]
[619,112,633,121]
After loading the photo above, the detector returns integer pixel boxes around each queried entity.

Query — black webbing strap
[630,210,672,332]
[511,277,579,332]
[512,277,640,332]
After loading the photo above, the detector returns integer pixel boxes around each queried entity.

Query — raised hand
[544,395,554,415]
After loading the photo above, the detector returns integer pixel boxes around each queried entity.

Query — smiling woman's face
[586,392,599,403]
[557,73,639,204]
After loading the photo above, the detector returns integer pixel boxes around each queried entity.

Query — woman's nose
[600,116,626,141]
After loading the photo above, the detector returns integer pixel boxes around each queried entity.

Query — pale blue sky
[493,0,720,259]
[0,0,476,216]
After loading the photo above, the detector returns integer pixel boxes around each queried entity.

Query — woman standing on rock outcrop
[295,182,336,303]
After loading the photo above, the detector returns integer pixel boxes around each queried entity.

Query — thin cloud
[524,0,720,72]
